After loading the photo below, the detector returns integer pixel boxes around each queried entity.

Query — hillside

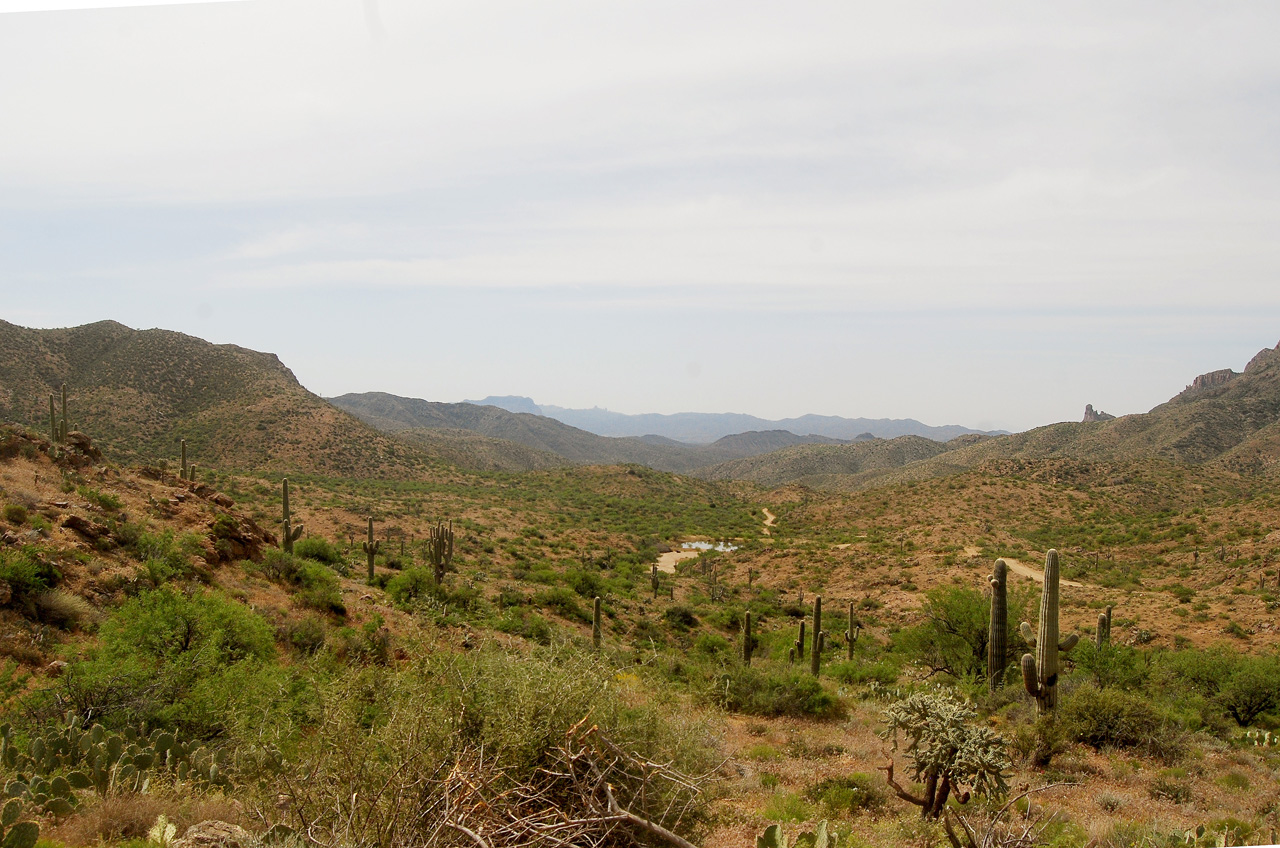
[331,392,847,472]
[0,320,434,478]
[703,340,1280,491]
[696,434,962,488]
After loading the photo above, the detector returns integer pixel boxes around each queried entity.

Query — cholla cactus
[879,690,1010,819]
[1020,550,1079,713]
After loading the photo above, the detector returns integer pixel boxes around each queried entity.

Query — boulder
[172,821,251,848]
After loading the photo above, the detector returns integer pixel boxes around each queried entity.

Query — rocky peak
[1244,341,1280,373]
[1184,369,1237,394]
[1082,404,1115,423]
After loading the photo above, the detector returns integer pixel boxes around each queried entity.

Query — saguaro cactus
[742,611,753,665]
[988,559,1008,691]
[180,439,188,479]
[48,395,57,445]
[281,478,304,554]
[428,520,454,585]
[362,517,380,581]
[810,596,823,676]
[1096,605,1112,647]
[592,597,602,649]
[1020,550,1079,713]
[795,620,806,661]
[846,600,859,661]
[59,384,68,442]
[651,564,659,599]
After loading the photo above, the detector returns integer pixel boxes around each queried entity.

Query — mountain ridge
[465,395,1007,443]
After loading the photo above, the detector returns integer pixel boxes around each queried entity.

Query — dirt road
[761,508,776,535]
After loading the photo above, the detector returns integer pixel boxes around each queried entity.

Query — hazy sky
[3,2,1279,433]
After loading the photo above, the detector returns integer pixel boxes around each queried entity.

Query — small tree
[879,691,1010,820]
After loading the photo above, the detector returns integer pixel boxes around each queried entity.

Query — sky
[2,2,1279,434]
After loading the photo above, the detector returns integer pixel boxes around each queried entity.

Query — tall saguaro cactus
[362,517,380,581]
[180,439,188,479]
[281,478,304,554]
[988,559,1008,691]
[1020,550,1079,713]
[743,611,753,665]
[795,620,806,661]
[592,597,603,649]
[810,596,823,676]
[428,520,454,586]
[846,600,859,661]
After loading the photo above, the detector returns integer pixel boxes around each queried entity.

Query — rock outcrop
[1184,369,1237,394]
[1082,404,1115,423]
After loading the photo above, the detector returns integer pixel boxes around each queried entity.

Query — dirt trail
[656,549,700,574]
[761,508,776,536]
[963,547,1087,589]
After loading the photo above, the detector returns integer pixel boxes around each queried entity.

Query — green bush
[295,536,344,567]
[3,504,27,524]
[98,588,275,664]
[296,562,345,615]
[1072,641,1150,690]
[132,529,202,583]
[1216,655,1280,726]
[386,568,435,607]
[1059,684,1165,752]
[0,548,61,608]
[804,774,883,816]
[712,665,842,718]
[532,587,590,624]
[663,605,699,631]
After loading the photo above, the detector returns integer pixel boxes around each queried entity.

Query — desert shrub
[295,562,345,615]
[893,585,1023,681]
[0,547,61,609]
[663,605,699,631]
[132,529,202,583]
[98,588,274,664]
[694,633,730,655]
[493,609,553,645]
[712,665,842,718]
[804,774,883,816]
[386,567,434,607]
[3,504,27,524]
[77,485,123,512]
[532,586,589,624]
[34,589,94,629]
[1059,683,1166,752]
[259,548,301,582]
[563,567,605,599]
[762,792,814,823]
[1216,655,1280,726]
[1159,647,1239,697]
[1071,641,1150,690]
[281,613,328,655]
[58,589,283,736]
[295,536,344,567]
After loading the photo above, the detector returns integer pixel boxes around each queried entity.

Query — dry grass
[45,790,249,846]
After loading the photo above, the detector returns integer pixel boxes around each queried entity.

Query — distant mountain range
[328,392,850,473]
[464,396,1004,443]
[3,320,1276,493]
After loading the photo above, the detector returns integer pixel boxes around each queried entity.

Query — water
[680,541,738,552]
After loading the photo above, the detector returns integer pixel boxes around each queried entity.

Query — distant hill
[696,434,963,488]
[330,392,848,473]
[0,320,434,477]
[465,396,1005,443]
[703,340,1280,490]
